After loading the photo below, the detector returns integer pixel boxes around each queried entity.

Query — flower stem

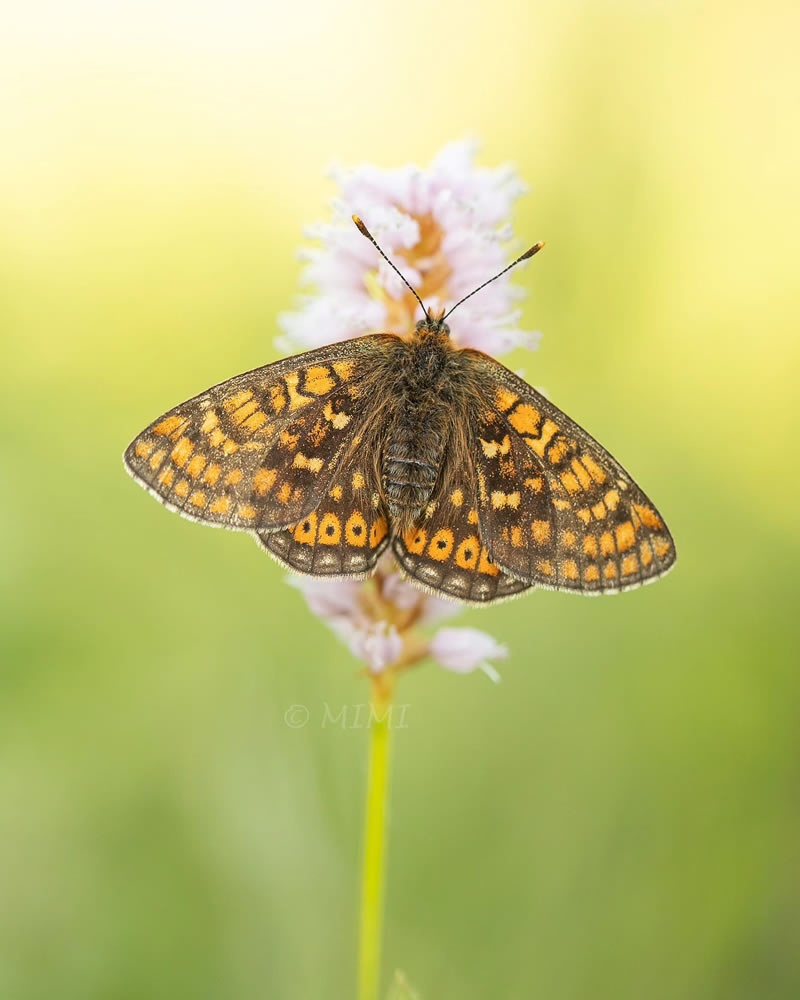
[358,675,394,1000]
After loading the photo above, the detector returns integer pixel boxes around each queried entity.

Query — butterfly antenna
[442,241,545,321]
[352,215,427,318]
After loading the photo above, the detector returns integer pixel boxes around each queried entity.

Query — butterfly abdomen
[381,331,456,528]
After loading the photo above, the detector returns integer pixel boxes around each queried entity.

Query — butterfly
[124,216,675,604]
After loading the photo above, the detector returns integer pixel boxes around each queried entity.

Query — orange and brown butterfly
[124,216,675,604]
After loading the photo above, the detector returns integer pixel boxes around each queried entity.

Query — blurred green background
[2,1,799,998]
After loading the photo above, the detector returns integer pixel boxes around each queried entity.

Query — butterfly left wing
[256,443,391,578]
[465,351,676,593]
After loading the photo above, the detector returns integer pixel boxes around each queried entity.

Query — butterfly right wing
[124,335,402,532]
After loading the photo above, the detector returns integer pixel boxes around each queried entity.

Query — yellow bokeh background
[2,2,799,997]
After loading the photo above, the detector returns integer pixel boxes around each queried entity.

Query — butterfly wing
[256,444,390,578]
[466,352,676,593]
[391,458,532,604]
[124,335,402,532]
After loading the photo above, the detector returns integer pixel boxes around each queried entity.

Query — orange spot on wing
[170,436,194,468]
[224,468,243,486]
[405,528,427,554]
[600,531,615,556]
[495,388,520,412]
[345,512,367,546]
[560,471,580,493]
[583,535,598,559]
[604,489,620,511]
[230,399,259,425]
[277,482,292,504]
[201,410,218,433]
[253,467,277,495]
[633,504,664,530]
[478,548,500,576]
[524,477,543,493]
[508,403,541,435]
[304,366,335,395]
[576,508,591,525]
[319,513,342,545]
[203,463,221,485]
[560,530,576,549]
[450,488,464,507]
[604,562,617,580]
[186,454,207,479]
[158,466,174,488]
[591,501,607,520]
[294,513,318,545]
[584,564,600,583]
[548,438,570,465]
[221,439,239,455]
[427,529,454,562]
[654,536,671,558]
[511,526,524,548]
[332,360,355,380]
[527,419,558,458]
[480,435,511,458]
[174,479,189,498]
[531,520,551,544]
[562,559,579,581]
[153,414,185,437]
[189,490,207,508]
[621,553,639,576]
[269,385,287,413]
[135,440,154,459]
[536,559,553,577]
[640,540,653,566]
[571,459,592,489]
[224,390,253,413]
[369,516,388,549]
[242,410,268,433]
[615,521,635,552]
[209,428,226,448]
[237,504,257,520]
[455,536,480,569]
[149,448,166,470]
[582,455,607,484]
[352,471,365,490]
[209,497,229,514]
[330,485,343,501]
[323,400,351,429]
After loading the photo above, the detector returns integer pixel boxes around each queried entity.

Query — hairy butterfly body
[125,309,675,604]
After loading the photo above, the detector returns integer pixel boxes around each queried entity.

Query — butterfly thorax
[382,320,456,531]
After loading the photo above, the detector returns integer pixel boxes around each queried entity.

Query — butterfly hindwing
[391,458,532,604]
[124,335,402,532]
[467,353,676,593]
[256,445,391,578]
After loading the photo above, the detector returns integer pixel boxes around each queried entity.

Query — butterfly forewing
[467,353,676,593]
[124,336,401,532]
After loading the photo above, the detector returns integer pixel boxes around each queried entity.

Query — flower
[429,628,508,683]
[278,138,540,357]
[292,558,508,682]
[284,141,540,681]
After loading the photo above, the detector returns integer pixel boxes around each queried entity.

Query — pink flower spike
[348,622,404,675]
[429,627,508,683]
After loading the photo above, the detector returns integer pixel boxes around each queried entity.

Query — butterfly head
[416,308,450,339]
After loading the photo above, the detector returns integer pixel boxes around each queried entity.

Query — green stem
[358,677,394,1000]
